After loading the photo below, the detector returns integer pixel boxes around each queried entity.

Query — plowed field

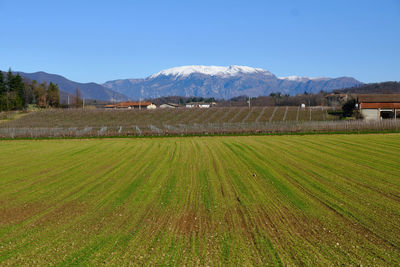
[1,134,399,265]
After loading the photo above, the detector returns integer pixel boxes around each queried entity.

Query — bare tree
[75,88,82,108]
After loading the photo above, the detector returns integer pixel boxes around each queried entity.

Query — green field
[1,134,400,265]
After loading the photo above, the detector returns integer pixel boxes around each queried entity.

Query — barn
[358,94,400,120]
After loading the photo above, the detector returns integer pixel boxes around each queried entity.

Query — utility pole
[247,96,251,108]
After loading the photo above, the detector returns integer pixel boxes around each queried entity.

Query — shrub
[342,99,357,117]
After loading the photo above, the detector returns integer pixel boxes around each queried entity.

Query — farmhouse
[105,101,156,109]
[358,94,400,120]
[326,93,350,102]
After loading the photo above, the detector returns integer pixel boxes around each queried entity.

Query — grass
[0,111,28,123]
[0,134,399,265]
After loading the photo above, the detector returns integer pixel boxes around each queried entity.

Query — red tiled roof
[360,103,400,109]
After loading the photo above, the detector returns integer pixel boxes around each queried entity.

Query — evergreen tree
[23,81,35,107]
[10,74,24,109]
[4,69,15,110]
[6,74,23,110]
[0,72,5,94]
[0,72,5,111]
[0,69,60,110]
[342,99,357,117]
[6,69,13,92]
[47,82,60,107]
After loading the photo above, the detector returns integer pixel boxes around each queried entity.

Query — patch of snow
[278,76,330,82]
[149,65,272,79]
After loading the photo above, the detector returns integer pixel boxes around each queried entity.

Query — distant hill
[15,71,129,102]
[103,65,363,100]
[334,81,400,94]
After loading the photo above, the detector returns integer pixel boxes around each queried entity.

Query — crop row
[1,119,400,138]
[0,107,338,128]
[0,134,399,265]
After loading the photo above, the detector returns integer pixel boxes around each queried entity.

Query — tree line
[148,91,337,108]
[0,70,60,111]
[336,81,400,94]
[215,92,331,107]
[146,96,216,106]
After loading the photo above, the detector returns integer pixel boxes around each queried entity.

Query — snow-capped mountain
[103,65,363,100]
[150,65,272,79]
[278,76,330,82]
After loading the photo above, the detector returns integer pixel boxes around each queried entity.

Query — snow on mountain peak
[149,65,271,78]
[278,76,330,82]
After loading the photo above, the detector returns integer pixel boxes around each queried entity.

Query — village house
[358,94,400,120]
[325,93,355,106]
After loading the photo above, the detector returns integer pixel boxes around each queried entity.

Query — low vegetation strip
[0,107,339,129]
[1,107,399,138]
[0,120,400,138]
[0,134,399,265]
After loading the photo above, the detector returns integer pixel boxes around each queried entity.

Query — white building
[147,104,157,110]
[160,103,179,109]
[185,102,215,108]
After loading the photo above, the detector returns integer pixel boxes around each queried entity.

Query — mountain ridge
[104,65,363,100]
[15,71,130,102]
[149,65,272,79]
[8,66,364,101]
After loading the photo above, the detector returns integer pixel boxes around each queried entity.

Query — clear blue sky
[1,0,399,83]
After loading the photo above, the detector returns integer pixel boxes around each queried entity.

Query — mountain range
[104,66,363,100]
[13,66,363,101]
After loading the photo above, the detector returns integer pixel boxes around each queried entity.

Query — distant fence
[1,120,399,138]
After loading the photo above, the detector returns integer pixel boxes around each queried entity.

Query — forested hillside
[335,81,400,94]
[0,70,60,111]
